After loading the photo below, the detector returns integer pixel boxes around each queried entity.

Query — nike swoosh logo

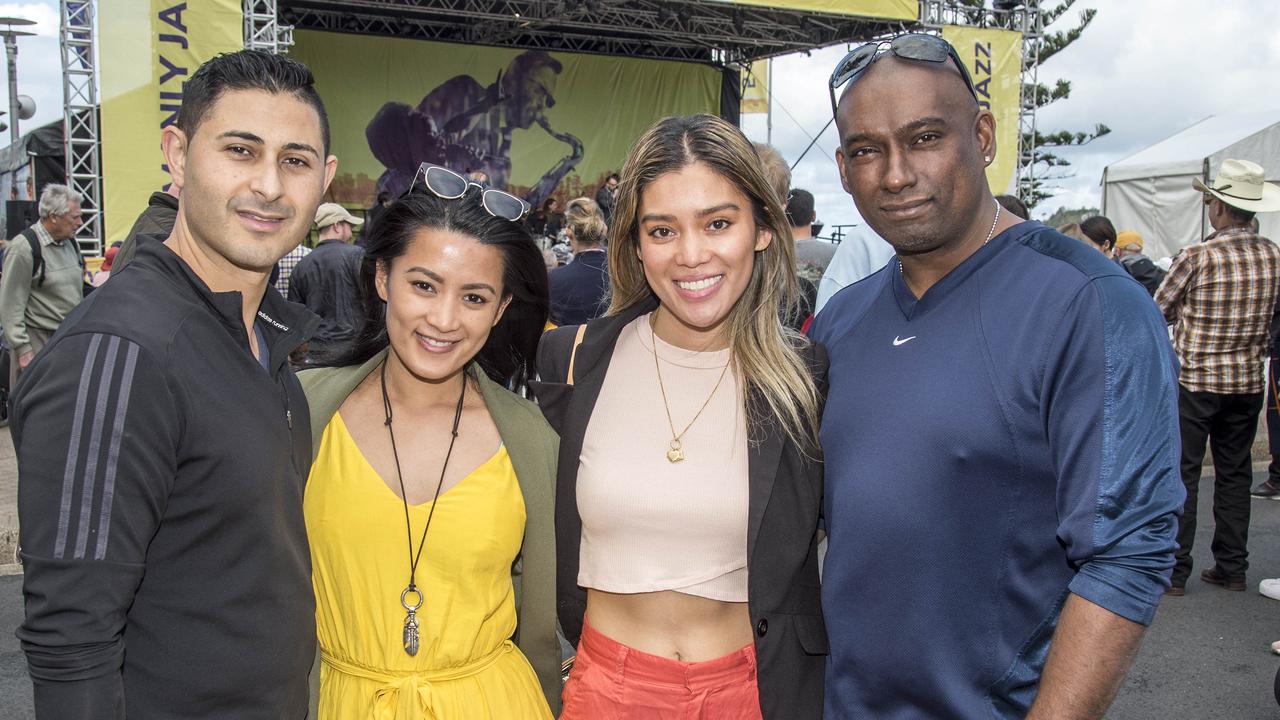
[893,335,917,346]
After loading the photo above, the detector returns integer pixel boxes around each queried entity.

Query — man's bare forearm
[1026,593,1146,720]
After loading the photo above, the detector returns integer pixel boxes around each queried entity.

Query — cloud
[14,0,1280,231]
[2,2,62,136]
[1031,1,1280,216]
[742,43,868,237]
[752,0,1280,225]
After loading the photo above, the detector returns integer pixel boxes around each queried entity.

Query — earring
[984,156,991,162]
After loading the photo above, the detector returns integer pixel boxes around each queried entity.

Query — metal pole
[5,36,17,143]
[765,59,773,146]
[790,117,834,171]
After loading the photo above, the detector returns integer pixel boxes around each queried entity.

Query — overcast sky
[741,0,1280,231]
[12,1,1280,229]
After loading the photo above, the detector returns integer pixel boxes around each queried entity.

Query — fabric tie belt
[322,640,515,719]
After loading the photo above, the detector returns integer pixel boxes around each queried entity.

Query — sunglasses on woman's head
[407,163,531,222]
[828,33,979,118]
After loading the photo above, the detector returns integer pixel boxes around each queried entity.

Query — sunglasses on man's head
[827,33,979,118]
[407,163,531,222]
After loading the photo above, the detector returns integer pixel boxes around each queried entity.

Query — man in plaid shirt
[1156,158,1280,595]
[274,240,311,297]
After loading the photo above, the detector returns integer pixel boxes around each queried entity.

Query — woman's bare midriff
[584,588,753,662]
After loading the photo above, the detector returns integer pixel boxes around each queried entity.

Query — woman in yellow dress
[300,163,561,718]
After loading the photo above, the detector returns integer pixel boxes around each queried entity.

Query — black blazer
[530,298,829,720]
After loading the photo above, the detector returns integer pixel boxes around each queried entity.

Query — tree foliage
[1043,205,1100,227]
[952,0,1107,208]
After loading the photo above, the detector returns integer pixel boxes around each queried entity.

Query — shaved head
[833,56,997,257]
[835,55,977,139]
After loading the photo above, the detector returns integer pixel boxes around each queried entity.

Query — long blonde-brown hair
[606,114,820,452]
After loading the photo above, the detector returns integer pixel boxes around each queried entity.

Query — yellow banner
[716,0,917,20]
[942,26,1023,195]
[289,29,720,211]
[741,60,769,115]
[99,0,244,246]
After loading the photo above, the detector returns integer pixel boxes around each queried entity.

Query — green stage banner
[290,30,722,210]
[716,0,918,20]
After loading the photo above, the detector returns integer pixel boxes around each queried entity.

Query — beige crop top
[576,314,749,602]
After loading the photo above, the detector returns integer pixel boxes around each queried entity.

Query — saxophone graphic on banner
[288,30,720,212]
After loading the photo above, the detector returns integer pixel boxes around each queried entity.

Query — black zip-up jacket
[13,237,319,719]
[113,191,179,274]
[285,238,363,359]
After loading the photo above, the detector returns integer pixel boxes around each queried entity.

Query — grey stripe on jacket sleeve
[54,333,145,561]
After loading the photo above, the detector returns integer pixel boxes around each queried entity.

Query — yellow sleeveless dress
[305,412,554,719]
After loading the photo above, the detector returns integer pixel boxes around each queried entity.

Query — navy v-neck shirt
[810,221,1185,718]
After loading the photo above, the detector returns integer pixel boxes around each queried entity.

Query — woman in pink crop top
[532,115,830,720]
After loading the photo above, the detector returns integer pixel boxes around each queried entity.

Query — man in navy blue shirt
[548,197,609,326]
[810,34,1184,719]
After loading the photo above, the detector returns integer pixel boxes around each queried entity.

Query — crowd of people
[3,33,1280,719]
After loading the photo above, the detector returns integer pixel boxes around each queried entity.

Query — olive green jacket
[299,350,561,715]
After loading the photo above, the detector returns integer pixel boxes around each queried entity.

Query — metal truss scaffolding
[1014,5,1043,205]
[60,0,101,254]
[245,0,295,53]
[278,0,912,65]
[920,0,1043,202]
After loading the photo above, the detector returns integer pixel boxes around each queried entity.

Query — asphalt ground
[1109,480,1280,720]
[0,481,1278,718]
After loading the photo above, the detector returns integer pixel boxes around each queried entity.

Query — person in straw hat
[1156,158,1280,596]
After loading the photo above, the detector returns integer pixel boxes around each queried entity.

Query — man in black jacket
[111,184,179,274]
[288,202,364,362]
[12,50,334,719]
[594,172,618,224]
[1115,230,1166,296]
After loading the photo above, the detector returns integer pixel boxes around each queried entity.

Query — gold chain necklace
[650,319,730,463]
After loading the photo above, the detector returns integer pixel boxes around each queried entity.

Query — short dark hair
[1080,215,1117,251]
[994,194,1027,220]
[607,173,620,182]
[785,189,816,228]
[176,50,330,154]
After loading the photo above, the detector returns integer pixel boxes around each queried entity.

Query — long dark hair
[334,190,549,390]
[1080,215,1117,252]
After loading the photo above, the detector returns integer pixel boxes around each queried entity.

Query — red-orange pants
[561,619,764,719]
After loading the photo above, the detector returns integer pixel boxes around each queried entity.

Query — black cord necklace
[380,359,467,657]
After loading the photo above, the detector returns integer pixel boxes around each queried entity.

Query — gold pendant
[667,440,685,463]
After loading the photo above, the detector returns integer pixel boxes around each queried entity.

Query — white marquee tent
[1101,111,1280,261]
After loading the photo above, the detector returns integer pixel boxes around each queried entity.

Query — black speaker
[5,200,36,239]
